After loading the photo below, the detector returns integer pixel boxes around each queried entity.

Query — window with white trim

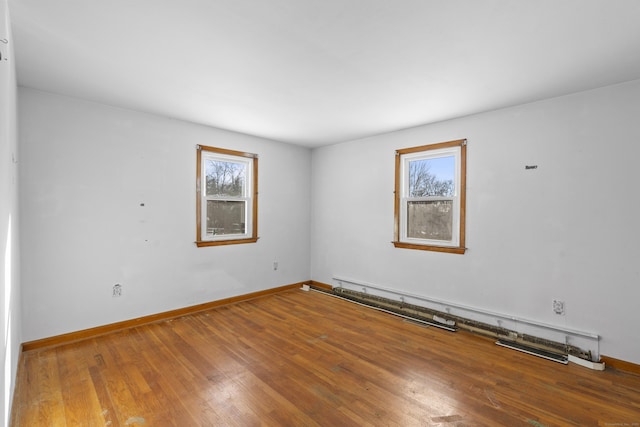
[394,139,466,254]
[196,145,258,247]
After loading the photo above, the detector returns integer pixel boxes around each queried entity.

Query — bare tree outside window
[206,160,245,197]
[408,159,454,197]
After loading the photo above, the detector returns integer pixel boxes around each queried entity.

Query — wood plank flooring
[11,289,640,426]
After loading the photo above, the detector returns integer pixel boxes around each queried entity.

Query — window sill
[196,237,259,247]
[392,241,466,254]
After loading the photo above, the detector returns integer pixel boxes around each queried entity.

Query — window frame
[196,145,258,247]
[393,139,467,254]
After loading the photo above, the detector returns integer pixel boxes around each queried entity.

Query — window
[196,145,258,247]
[393,139,466,254]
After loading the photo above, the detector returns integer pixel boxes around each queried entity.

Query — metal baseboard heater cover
[311,285,457,331]
[496,339,569,364]
[320,285,593,364]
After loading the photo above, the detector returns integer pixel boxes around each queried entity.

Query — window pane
[205,160,246,197]
[407,200,453,241]
[409,156,455,197]
[206,200,246,236]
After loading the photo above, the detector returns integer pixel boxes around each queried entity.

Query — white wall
[1,1,21,425]
[18,88,311,342]
[311,79,640,364]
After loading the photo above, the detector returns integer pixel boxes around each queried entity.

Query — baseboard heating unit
[327,276,603,369]
[310,283,457,331]
[496,339,569,364]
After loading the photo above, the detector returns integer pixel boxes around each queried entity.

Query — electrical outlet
[113,284,122,297]
[273,261,278,271]
[552,299,565,315]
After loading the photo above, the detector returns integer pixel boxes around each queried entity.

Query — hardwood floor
[11,289,640,426]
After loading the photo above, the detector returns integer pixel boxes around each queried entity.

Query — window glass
[407,200,453,241]
[409,156,455,197]
[206,160,246,197]
[206,200,246,237]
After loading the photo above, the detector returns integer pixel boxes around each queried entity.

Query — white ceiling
[8,0,640,147]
